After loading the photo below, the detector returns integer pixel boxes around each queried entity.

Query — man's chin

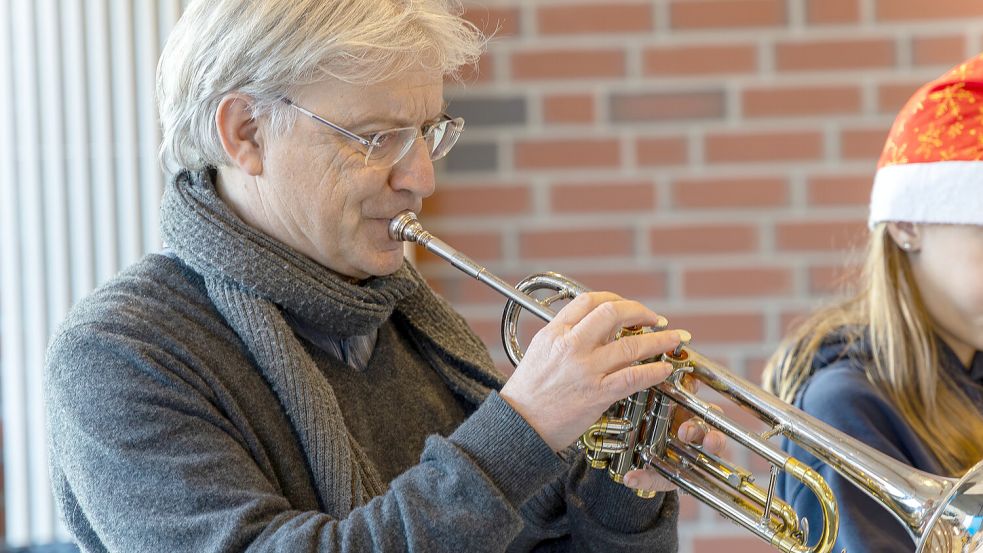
[364,250,407,278]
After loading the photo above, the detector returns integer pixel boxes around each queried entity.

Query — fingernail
[624,475,637,488]
[684,427,697,442]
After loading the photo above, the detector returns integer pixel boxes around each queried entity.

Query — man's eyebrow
[356,101,450,131]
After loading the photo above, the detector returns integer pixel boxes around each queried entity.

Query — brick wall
[429,1,983,551]
[2,0,980,548]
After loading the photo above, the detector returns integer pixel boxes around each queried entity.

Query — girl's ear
[886,221,922,252]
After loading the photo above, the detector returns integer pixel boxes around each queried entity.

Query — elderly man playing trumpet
[44,1,724,551]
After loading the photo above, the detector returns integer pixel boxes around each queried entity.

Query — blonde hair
[763,224,983,476]
[157,0,485,172]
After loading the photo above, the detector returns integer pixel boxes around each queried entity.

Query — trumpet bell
[918,460,983,553]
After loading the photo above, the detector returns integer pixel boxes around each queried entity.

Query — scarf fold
[160,169,505,518]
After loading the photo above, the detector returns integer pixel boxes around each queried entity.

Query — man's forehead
[301,72,443,126]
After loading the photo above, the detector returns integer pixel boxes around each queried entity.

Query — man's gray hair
[156,0,485,172]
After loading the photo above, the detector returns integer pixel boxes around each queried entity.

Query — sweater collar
[815,327,982,384]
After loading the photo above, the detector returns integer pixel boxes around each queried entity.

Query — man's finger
[568,299,667,347]
[677,417,709,444]
[678,419,728,456]
[597,329,681,371]
[548,291,623,327]
[598,361,674,403]
[622,467,676,494]
[701,429,728,456]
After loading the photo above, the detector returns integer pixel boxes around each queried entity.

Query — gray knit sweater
[44,172,678,552]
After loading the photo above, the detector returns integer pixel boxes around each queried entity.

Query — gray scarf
[160,168,505,518]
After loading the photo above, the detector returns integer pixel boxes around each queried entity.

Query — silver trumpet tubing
[390,210,983,553]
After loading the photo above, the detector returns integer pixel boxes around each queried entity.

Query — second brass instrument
[390,210,983,553]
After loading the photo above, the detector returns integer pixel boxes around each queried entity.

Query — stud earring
[902,241,912,251]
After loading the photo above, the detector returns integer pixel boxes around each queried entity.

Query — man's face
[250,69,443,280]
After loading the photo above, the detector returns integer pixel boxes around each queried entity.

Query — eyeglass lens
[365,119,462,166]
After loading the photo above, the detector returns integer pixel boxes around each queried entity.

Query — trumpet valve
[668,329,692,359]
[585,448,611,469]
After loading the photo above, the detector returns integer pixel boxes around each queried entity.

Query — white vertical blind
[0,0,183,546]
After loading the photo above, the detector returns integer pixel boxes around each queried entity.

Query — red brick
[423,274,452,299]
[426,184,530,216]
[683,267,793,298]
[416,231,501,264]
[643,44,757,76]
[636,136,689,166]
[745,355,770,386]
[512,49,625,80]
[775,220,867,252]
[515,138,620,170]
[705,131,823,163]
[780,308,813,334]
[749,450,780,475]
[441,273,627,341]
[672,176,787,209]
[728,397,773,436]
[809,263,863,294]
[449,270,535,304]
[463,6,520,37]
[806,174,872,206]
[650,224,759,255]
[543,94,595,124]
[806,0,860,23]
[913,35,967,67]
[877,0,983,21]
[611,91,725,122]
[841,127,888,160]
[550,180,656,213]
[451,53,494,85]
[742,85,862,117]
[537,3,653,35]
[661,312,765,343]
[877,81,922,114]
[517,318,550,351]
[521,228,635,259]
[670,0,786,29]
[575,269,669,299]
[776,38,895,71]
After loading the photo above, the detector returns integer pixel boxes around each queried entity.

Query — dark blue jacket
[774,334,983,552]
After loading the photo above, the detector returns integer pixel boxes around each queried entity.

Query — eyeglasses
[282,98,465,167]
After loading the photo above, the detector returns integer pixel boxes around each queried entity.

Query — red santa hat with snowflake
[870,53,983,228]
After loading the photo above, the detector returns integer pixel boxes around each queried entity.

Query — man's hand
[500,291,682,452]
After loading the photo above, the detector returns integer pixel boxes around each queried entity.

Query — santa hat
[869,53,983,228]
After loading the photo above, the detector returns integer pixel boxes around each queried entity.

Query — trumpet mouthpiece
[389,210,423,242]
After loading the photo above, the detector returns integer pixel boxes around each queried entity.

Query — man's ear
[215,94,263,176]
[886,221,922,252]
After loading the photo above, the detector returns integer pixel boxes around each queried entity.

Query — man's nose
[389,138,436,198]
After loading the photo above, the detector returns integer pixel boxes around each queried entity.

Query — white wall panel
[1,0,182,545]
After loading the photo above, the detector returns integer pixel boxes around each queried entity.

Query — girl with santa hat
[763,54,983,552]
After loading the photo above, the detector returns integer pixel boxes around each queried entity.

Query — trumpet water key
[390,210,983,553]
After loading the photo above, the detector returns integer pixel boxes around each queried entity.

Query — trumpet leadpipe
[390,210,555,322]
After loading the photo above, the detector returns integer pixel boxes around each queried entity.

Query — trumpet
[390,210,983,553]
